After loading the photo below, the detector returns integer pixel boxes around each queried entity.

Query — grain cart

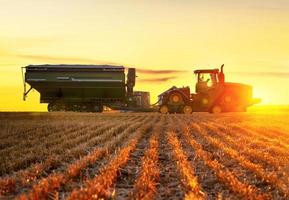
[22,65,151,112]
[158,65,261,114]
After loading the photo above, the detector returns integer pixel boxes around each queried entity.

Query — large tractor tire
[92,105,103,113]
[233,105,247,112]
[159,105,169,114]
[168,92,186,113]
[169,92,183,105]
[48,102,63,112]
[48,103,57,112]
[159,89,192,114]
[183,105,193,114]
[211,105,222,114]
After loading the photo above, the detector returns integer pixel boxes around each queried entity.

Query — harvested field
[0,111,288,199]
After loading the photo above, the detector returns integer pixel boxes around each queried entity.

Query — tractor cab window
[198,73,215,87]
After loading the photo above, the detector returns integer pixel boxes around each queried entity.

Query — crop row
[188,122,289,196]
[0,115,146,196]
[67,120,156,200]
[167,131,205,199]
[181,124,270,199]
[203,122,289,176]
[18,116,155,200]
[132,117,164,200]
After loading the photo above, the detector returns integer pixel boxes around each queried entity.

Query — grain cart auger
[22,65,152,112]
[158,65,261,114]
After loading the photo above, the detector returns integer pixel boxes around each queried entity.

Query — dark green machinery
[22,65,148,112]
[158,65,261,114]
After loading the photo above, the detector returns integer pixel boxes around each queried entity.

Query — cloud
[15,36,59,45]
[16,54,188,75]
[232,71,289,78]
[16,54,120,65]
[136,68,187,75]
[139,76,177,83]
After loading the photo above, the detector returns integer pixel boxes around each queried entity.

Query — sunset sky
[0,0,289,111]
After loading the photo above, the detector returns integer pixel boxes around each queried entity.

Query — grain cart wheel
[159,105,169,114]
[48,103,54,112]
[93,105,103,113]
[183,105,193,114]
[48,102,58,112]
[79,104,89,112]
[58,103,66,112]
[211,105,222,114]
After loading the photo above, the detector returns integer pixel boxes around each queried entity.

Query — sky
[0,0,289,111]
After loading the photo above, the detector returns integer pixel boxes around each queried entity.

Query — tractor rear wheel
[159,105,169,114]
[234,105,247,112]
[183,105,193,114]
[211,105,222,114]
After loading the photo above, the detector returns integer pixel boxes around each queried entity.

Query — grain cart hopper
[158,65,261,114]
[22,65,151,112]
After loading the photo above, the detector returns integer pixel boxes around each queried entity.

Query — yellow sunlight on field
[1,112,289,198]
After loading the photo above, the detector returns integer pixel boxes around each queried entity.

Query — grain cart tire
[48,102,59,112]
[159,105,169,114]
[93,105,103,113]
[58,103,66,112]
[48,103,55,112]
[211,105,222,114]
[65,103,78,112]
[183,105,193,114]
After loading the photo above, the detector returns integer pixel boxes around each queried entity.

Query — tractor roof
[194,69,219,74]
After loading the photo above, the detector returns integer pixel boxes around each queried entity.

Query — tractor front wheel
[183,105,193,114]
[159,105,169,114]
[211,105,222,114]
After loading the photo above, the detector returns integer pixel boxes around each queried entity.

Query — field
[0,111,289,200]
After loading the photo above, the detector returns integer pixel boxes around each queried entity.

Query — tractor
[158,65,261,114]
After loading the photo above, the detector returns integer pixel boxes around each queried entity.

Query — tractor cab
[194,65,225,93]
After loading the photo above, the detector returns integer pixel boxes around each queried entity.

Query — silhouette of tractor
[158,65,261,114]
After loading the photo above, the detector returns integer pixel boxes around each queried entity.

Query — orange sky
[0,0,289,111]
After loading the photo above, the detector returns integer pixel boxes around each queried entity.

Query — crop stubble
[0,112,288,200]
